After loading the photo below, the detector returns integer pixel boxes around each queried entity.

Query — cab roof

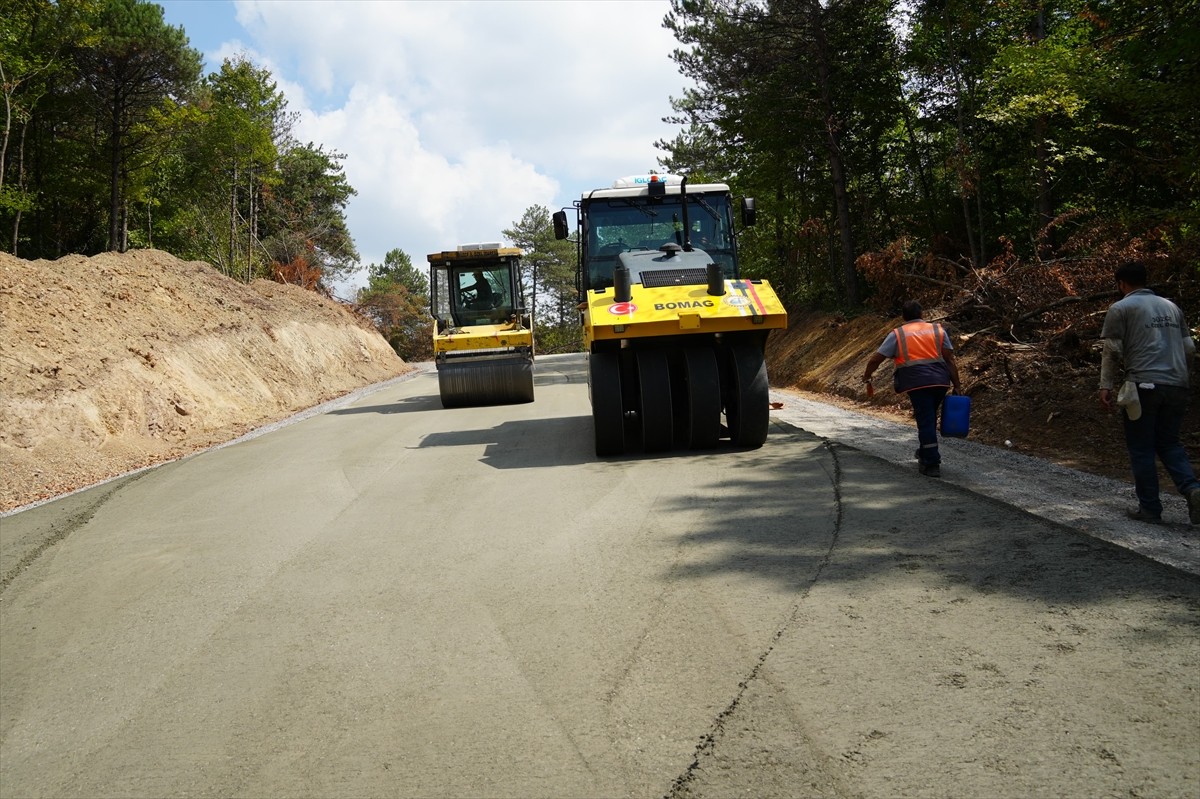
[583,174,730,201]
[427,245,523,263]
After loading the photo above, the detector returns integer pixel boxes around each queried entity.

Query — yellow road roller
[553,175,787,455]
[428,244,534,407]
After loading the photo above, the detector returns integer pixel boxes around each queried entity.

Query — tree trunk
[0,61,10,192]
[10,119,28,255]
[1031,7,1053,248]
[229,164,237,276]
[808,5,858,305]
[1035,116,1053,241]
[898,99,936,236]
[247,166,255,282]
[108,100,122,252]
[119,163,130,252]
[976,190,987,264]
[774,182,787,299]
[530,260,539,333]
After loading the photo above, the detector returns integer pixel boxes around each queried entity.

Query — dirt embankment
[1,250,412,511]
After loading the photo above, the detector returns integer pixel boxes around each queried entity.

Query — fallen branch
[1013,291,1114,325]
[899,271,962,291]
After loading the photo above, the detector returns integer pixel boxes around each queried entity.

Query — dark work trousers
[908,386,949,465]
[1123,384,1199,516]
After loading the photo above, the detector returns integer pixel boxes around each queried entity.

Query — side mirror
[552,210,570,240]
[741,197,757,227]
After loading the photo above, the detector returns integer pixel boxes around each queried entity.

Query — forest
[659,0,1197,338]
[3,0,1197,357]
[1,0,357,288]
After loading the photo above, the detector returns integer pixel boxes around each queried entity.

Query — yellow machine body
[581,278,787,345]
[554,175,788,455]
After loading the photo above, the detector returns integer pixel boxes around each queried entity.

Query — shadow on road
[417,415,795,470]
[417,416,597,468]
[658,422,1200,607]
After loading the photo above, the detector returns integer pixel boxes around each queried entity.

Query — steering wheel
[459,289,474,304]
[597,240,627,255]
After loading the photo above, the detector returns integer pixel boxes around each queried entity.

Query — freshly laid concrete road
[2,353,1197,798]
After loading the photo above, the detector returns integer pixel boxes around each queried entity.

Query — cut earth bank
[2,249,1197,522]
[0,250,411,511]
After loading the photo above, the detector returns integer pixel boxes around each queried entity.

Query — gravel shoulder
[770,386,1200,576]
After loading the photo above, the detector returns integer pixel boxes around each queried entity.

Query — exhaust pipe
[614,263,632,304]
[707,262,725,296]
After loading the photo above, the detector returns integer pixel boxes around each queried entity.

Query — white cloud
[299,86,557,265]
[223,0,689,290]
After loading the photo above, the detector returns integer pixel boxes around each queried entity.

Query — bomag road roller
[553,174,787,456]
[428,244,534,407]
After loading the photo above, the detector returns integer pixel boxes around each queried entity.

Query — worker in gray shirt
[1099,260,1199,525]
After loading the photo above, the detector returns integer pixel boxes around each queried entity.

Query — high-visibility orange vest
[891,321,951,393]
[893,322,945,367]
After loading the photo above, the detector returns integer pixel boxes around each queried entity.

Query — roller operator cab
[553,174,788,456]
[428,244,534,408]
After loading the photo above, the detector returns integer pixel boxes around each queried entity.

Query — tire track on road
[665,440,848,799]
[0,473,147,594]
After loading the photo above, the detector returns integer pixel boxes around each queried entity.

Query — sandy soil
[0,250,411,511]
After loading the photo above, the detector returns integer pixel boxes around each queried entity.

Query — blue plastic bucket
[941,394,971,438]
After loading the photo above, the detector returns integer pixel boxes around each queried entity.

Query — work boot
[1126,506,1163,525]
[1187,489,1200,525]
[919,463,941,478]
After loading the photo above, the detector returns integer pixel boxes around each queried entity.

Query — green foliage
[0,3,361,294]
[261,142,358,285]
[356,248,433,361]
[73,0,202,251]
[367,248,427,295]
[0,185,35,216]
[658,0,1199,317]
[1,0,99,253]
[534,322,583,355]
[152,56,292,279]
[503,205,579,350]
[664,0,905,306]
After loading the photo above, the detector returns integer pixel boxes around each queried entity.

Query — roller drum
[437,355,534,408]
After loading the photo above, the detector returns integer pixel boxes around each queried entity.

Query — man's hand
[1099,388,1114,412]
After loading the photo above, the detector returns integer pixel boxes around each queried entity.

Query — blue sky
[156,0,692,296]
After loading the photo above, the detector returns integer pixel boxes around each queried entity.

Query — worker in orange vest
[862,300,963,478]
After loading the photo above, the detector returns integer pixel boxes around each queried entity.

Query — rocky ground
[2,248,1197,514]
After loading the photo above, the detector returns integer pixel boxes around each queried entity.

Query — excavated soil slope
[1,250,411,511]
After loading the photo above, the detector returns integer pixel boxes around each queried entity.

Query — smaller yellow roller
[428,244,535,408]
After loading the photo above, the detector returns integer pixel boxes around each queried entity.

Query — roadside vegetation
[658,0,1197,345]
[2,0,356,286]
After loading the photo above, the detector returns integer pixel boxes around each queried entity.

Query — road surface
[2,353,1197,798]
